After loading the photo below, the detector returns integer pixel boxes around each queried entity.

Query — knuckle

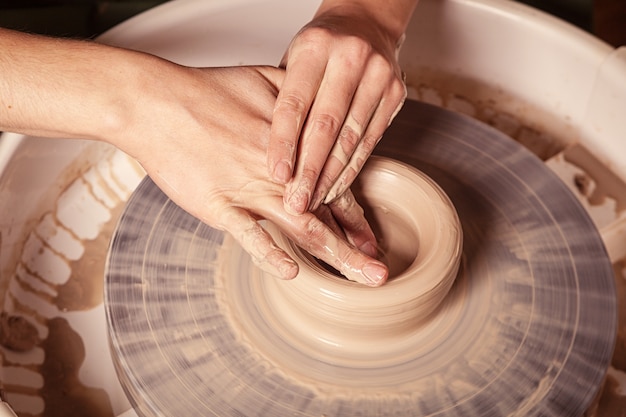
[275,137,296,155]
[232,219,272,261]
[276,93,308,116]
[338,125,361,151]
[201,196,229,227]
[298,26,332,46]
[344,35,373,60]
[290,27,334,59]
[368,53,394,75]
[300,165,320,186]
[337,248,361,273]
[214,212,242,235]
[301,216,328,245]
[316,170,337,196]
[311,112,342,137]
[361,132,382,151]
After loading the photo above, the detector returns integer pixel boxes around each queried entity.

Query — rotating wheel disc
[105,100,616,417]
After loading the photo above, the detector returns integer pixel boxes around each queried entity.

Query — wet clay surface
[545,143,626,417]
[407,77,626,416]
[56,215,118,313]
[405,71,575,161]
[35,208,123,417]
[0,313,38,352]
[0,147,142,417]
[39,318,114,417]
[104,101,617,416]
[3,201,126,417]
[1,79,625,415]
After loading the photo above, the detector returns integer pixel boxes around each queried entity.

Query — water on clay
[104,101,617,417]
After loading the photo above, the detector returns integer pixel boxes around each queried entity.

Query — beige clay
[219,156,463,381]
[104,100,619,416]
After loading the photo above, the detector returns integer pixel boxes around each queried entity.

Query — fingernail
[308,190,324,212]
[362,262,387,286]
[273,160,292,184]
[258,257,298,280]
[279,258,298,279]
[285,190,309,215]
[359,241,378,259]
[324,180,344,205]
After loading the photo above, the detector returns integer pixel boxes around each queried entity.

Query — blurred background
[0,0,624,47]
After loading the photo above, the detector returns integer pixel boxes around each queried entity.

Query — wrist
[92,49,170,152]
[314,0,417,44]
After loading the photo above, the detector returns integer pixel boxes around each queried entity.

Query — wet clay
[104,100,617,416]
[220,156,463,383]
[2,204,126,417]
[36,206,124,417]
[56,205,124,312]
[0,313,39,352]
[594,372,626,417]
[1,147,143,417]
[404,70,574,161]
[39,317,114,417]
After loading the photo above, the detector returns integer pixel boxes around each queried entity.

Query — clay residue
[563,145,626,213]
[55,205,123,312]
[0,148,142,417]
[4,207,122,416]
[39,317,114,417]
[594,373,626,417]
[34,204,126,417]
[405,68,573,161]
[612,261,626,372]
[0,312,39,352]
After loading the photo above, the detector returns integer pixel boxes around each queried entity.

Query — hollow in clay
[259,156,464,361]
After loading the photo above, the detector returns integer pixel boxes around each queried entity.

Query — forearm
[314,0,418,43]
[0,28,147,144]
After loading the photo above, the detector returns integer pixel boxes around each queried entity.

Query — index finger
[268,49,326,184]
[263,198,388,286]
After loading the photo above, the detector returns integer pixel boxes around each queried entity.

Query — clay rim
[273,157,462,284]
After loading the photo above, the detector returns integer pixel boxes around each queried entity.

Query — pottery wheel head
[105,100,616,417]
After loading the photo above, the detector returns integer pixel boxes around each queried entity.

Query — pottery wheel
[105,100,616,417]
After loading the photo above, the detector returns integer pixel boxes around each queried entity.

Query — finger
[313,56,405,208]
[219,207,299,279]
[266,202,388,286]
[308,67,387,210]
[283,57,363,215]
[325,75,406,204]
[268,45,327,184]
[327,189,378,258]
[313,204,345,239]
